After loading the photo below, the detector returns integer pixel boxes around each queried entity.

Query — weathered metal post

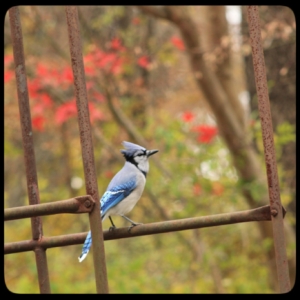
[247,6,291,293]
[8,6,51,294]
[65,6,109,293]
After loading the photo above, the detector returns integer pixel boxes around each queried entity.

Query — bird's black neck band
[126,158,147,178]
[139,169,147,178]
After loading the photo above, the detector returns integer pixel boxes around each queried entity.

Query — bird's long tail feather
[78,213,105,262]
[78,230,92,262]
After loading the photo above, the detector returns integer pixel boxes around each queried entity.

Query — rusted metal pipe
[34,247,51,294]
[5,232,88,254]
[247,6,291,293]
[65,6,108,293]
[9,6,51,294]
[5,195,95,221]
[5,205,281,254]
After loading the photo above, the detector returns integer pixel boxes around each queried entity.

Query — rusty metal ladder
[4,6,290,293]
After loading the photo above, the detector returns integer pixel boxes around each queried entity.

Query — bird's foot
[128,222,143,232]
[109,225,116,232]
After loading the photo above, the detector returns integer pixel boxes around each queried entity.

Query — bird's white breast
[106,171,146,217]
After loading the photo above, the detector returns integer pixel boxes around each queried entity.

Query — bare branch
[103,80,172,178]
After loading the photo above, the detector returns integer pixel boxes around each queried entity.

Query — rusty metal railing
[5,5,291,294]
[4,196,95,221]
[247,6,291,293]
[4,204,284,254]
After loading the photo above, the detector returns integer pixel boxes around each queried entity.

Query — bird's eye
[135,151,145,157]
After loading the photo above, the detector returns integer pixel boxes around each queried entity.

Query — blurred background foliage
[4,6,295,293]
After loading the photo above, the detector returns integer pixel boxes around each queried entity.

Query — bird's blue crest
[121,141,146,158]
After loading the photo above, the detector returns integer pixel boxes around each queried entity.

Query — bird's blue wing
[100,178,137,217]
[79,166,137,262]
[78,179,136,262]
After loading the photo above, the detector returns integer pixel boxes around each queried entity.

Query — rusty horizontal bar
[4,195,95,221]
[247,6,291,293]
[5,205,283,254]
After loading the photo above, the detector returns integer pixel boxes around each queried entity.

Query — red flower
[55,100,77,125]
[212,182,224,196]
[110,57,124,74]
[111,38,121,49]
[4,54,13,66]
[110,38,125,51]
[182,111,195,123]
[104,170,114,179]
[192,125,218,144]
[55,100,103,125]
[84,51,98,64]
[84,47,125,75]
[171,36,185,51]
[93,92,105,102]
[85,66,96,76]
[132,17,141,25]
[37,63,48,77]
[32,116,45,131]
[4,70,14,83]
[193,183,202,196]
[28,78,42,98]
[40,93,53,108]
[97,53,117,69]
[138,56,150,68]
[61,66,73,83]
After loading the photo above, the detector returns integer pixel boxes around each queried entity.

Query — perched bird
[78,141,158,262]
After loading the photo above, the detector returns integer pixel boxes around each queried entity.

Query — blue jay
[78,141,158,262]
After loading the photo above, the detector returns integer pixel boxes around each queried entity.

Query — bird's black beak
[146,149,159,157]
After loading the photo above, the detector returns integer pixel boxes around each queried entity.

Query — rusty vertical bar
[247,6,290,293]
[65,6,109,293]
[8,7,51,294]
